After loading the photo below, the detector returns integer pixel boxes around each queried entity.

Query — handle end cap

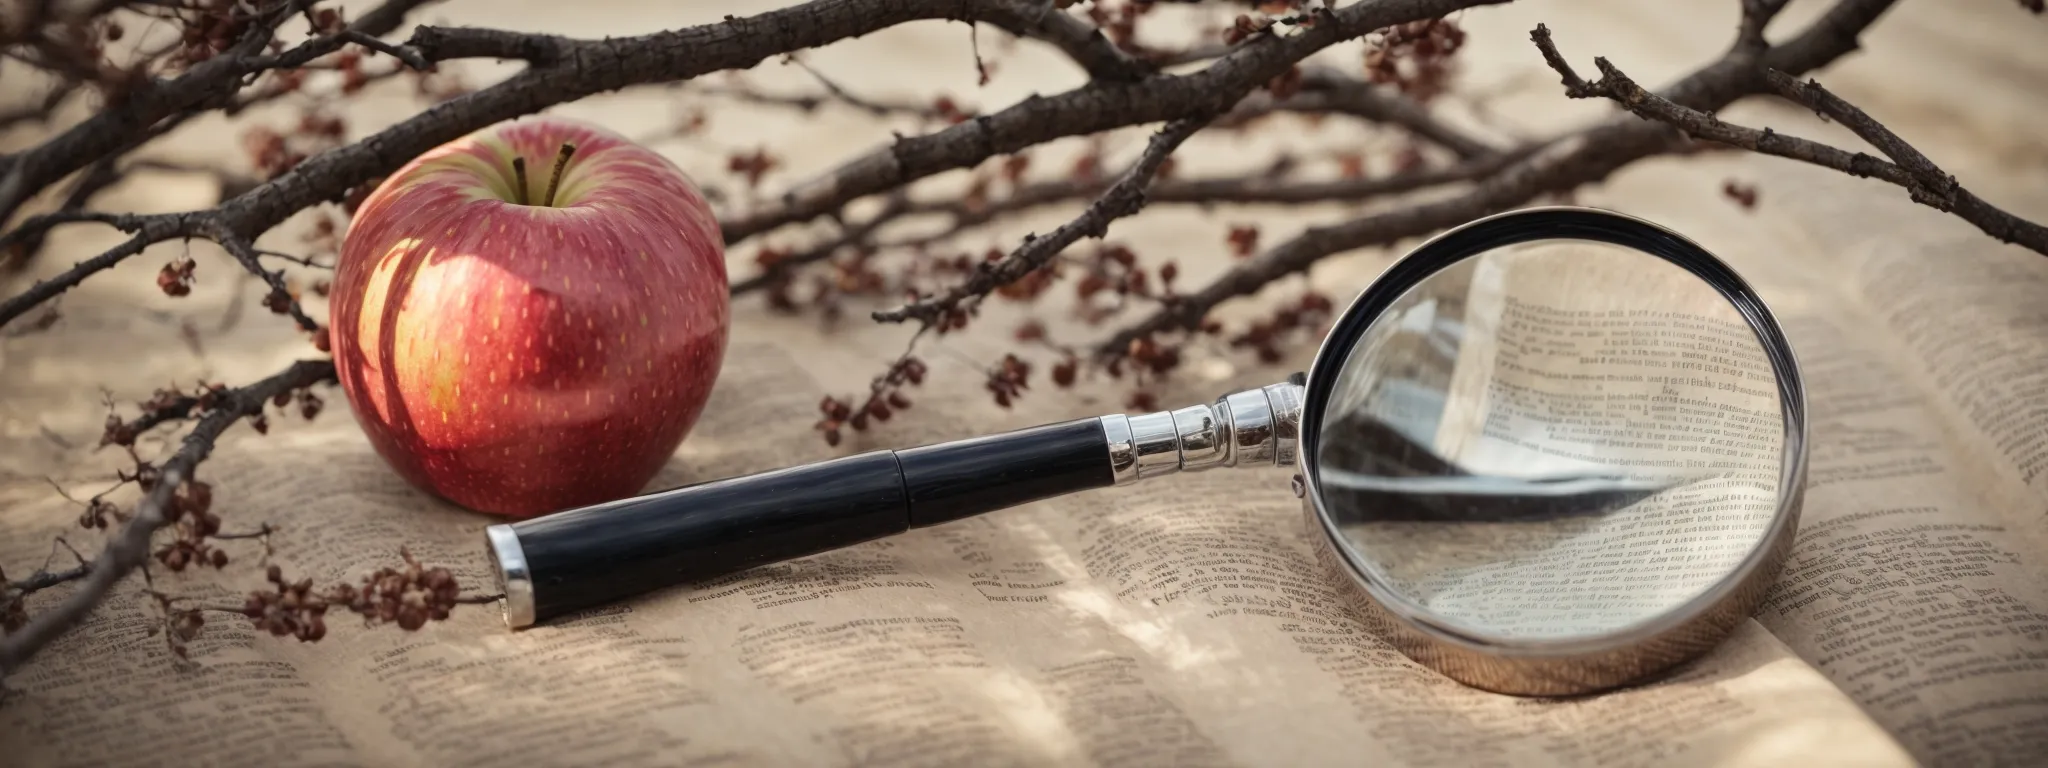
[485,524,536,630]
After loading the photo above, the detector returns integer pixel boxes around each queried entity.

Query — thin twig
[340,29,430,71]
[210,524,275,541]
[730,193,913,295]
[1219,66,1498,159]
[782,55,935,119]
[6,538,93,598]
[211,225,322,332]
[1097,0,1905,359]
[730,147,1520,297]
[255,249,333,270]
[717,0,1508,245]
[689,81,940,119]
[0,0,410,225]
[1736,0,1795,53]
[873,115,1214,324]
[0,0,1499,333]
[6,564,91,597]
[0,359,338,678]
[1531,26,2047,254]
[0,213,204,330]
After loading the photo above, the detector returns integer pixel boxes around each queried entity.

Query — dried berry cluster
[1229,290,1336,364]
[239,550,463,643]
[242,109,352,180]
[815,355,928,446]
[157,255,197,297]
[169,0,265,69]
[1364,17,1467,103]
[153,480,235,572]
[1222,14,1276,46]
[273,386,326,423]
[1226,225,1260,259]
[73,493,124,531]
[728,148,781,190]
[1072,243,1179,325]
[758,244,897,324]
[985,354,1032,408]
[1013,320,1081,390]
[1722,179,1760,210]
[932,96,975,125]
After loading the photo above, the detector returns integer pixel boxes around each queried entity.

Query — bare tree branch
[729,151,1514,298]
[412,0,1150,81]
[6,533,91,599]
[0,213,205,329]
[1736,0,1795,53]
[1098,0,1904,358]
[0,0,433,226]
[340,29,430,71]
[873,115,1214,324]
[0,0,1498,333]
[0,359,337,677]
[350,0,449,38]
[1531,25,2048,255]
[730,193,914,296]
[690,78,943,120]
[1221,65,1498,159]
[212,225,321,331]
[718,0,1508,245]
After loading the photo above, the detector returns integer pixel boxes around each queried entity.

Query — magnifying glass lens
[1313,236,1789,643]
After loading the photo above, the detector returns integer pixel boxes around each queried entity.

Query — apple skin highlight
[328,115,729,518]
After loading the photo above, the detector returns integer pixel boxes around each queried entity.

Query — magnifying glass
[482,206,1807,697]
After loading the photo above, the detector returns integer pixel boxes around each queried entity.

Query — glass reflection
[1315,239,1786,641]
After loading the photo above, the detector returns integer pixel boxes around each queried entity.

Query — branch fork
[1531,20,2044,254]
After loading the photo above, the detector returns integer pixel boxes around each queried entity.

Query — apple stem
[543,142,577,208]
[511,156,531,206]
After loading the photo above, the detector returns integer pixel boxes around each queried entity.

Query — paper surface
[4,0,2047,766]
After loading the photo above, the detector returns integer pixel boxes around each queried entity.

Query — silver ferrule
[1102,380,1304,486]
[485,524,536,629]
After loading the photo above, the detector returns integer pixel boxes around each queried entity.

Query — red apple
[328,114,728,518]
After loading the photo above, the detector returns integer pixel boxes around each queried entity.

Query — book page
[1669,168,2048,767]
[0,331,1915,767]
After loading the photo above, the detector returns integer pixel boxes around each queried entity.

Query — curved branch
[0,0,432,227]
[2,0,1497,332]
[352,0,450,39]
[1539,44,2047,255]
[0,0,1162,327]
[1097,0,1904,358]
[0,359,338,678]
[974,0,1156,82]
[212,225,323,331]
[728,152,1518,298]
[719,0,1510,245]
[873,115,1213,324]
[229,0,1287,240]
[729,193,913,296]
[0,213,208,329]
[1222,66,1498,159]
[411,0,1150,81]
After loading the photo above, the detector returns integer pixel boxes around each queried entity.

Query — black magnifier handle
[485,381,1307,627]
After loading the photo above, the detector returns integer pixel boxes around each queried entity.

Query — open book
[4,156,2045,766]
